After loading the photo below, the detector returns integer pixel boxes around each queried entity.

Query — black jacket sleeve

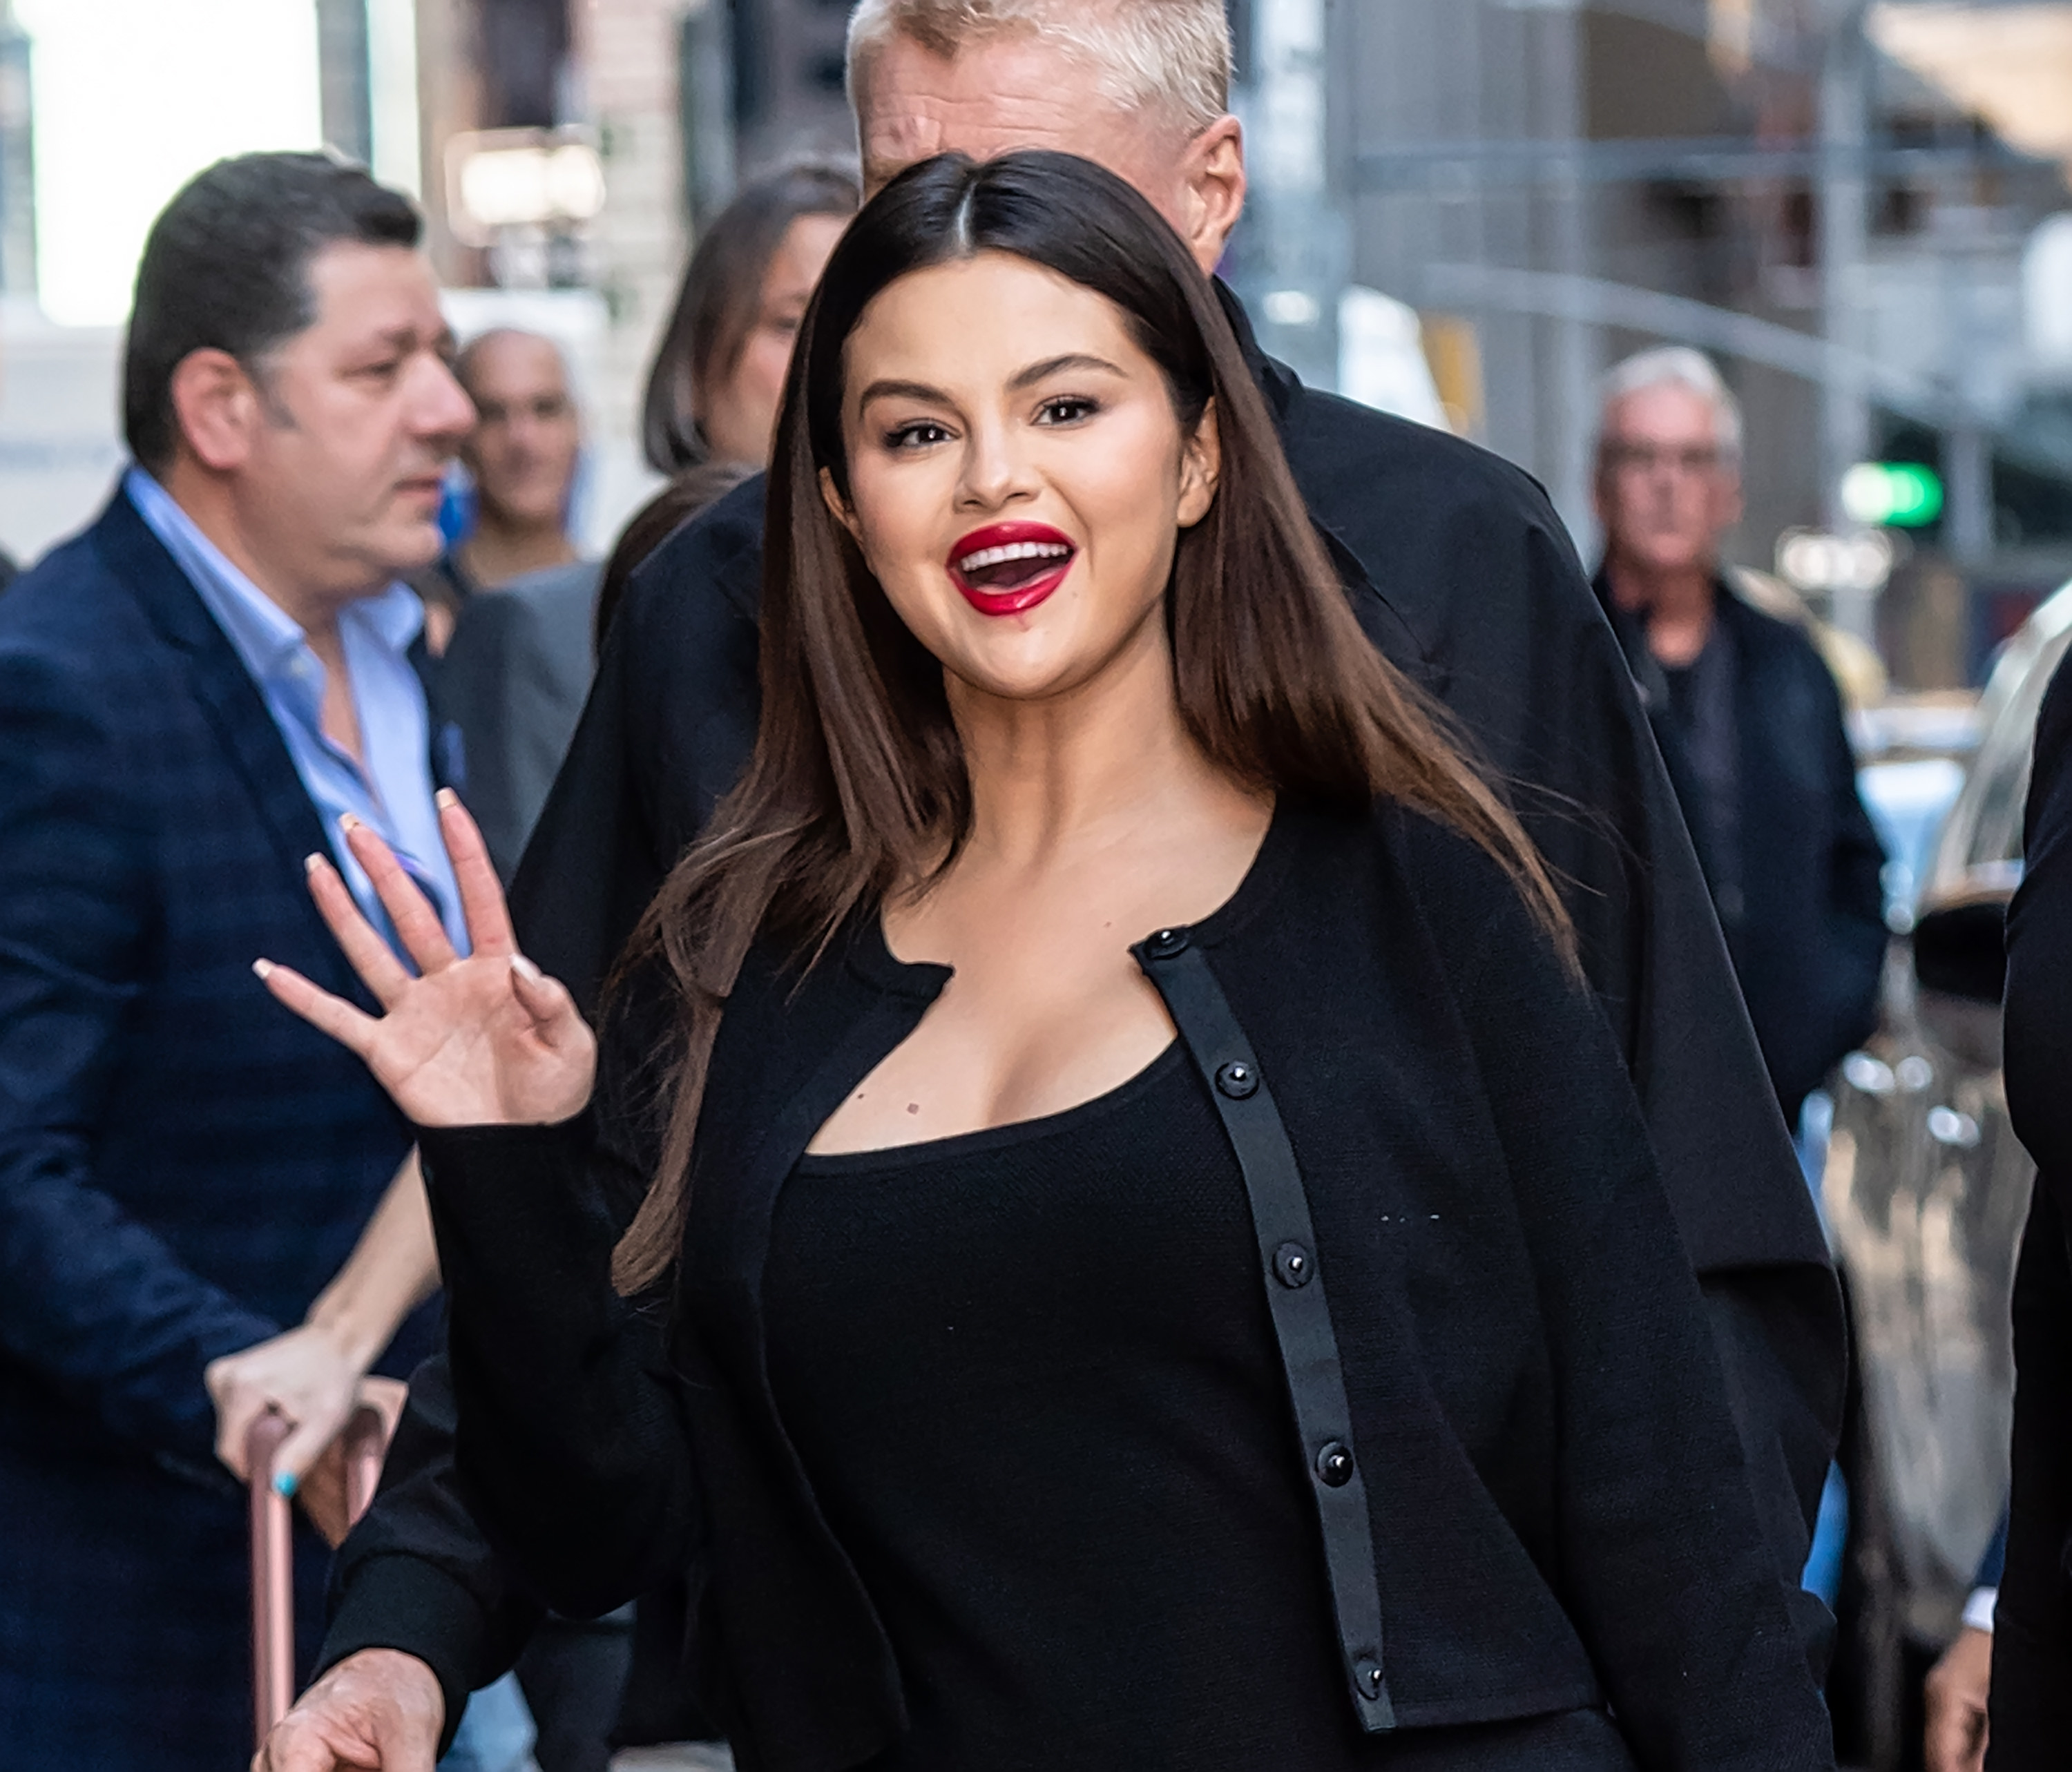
[418,983,703,1624]
[1415,820,1834,1771]
[1990,651,2072,1766]
[1813,646,1888,1060]
[1986,1186,2072,1769]
[316,1349,544,1747]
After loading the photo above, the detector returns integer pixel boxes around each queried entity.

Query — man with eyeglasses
[1593,345,1887,1137]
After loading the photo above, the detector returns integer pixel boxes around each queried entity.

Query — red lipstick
[946,521,1077,617]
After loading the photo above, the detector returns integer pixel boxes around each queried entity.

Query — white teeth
[955,539,1072,572]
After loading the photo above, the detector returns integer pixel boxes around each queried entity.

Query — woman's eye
[885,421,952,450]
[1035,396,1097,426]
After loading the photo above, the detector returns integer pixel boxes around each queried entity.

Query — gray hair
[1597,345,1743,465]
[846,0,1232,137]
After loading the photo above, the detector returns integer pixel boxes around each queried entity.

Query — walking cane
[248,1403,392,1747]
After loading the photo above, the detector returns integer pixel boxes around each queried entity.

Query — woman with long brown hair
[258,152,1830,1770]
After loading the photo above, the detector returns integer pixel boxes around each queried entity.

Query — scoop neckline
[794,1036,1189,1174]
[843,795,1301,999]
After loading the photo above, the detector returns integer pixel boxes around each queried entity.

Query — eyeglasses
[1601,442,1730,478]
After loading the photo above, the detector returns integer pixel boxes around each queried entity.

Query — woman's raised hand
[256,791,595,1128]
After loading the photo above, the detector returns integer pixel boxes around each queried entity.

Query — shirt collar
[123,464,425,675]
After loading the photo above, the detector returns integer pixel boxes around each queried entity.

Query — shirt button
[1143,927,1189,960]
[1273,1241,1313,1287]
[1214,1060,1258,1099]
[1354,1657,1385,1699]
[1315,1441,1355,1487]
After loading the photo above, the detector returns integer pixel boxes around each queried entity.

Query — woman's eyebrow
[856,378,951,407]
[854,354,1124,410]
[1009,353,1124,390]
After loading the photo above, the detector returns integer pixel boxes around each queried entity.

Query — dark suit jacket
[435,560,603,883]
[425,803,1832,1772]
[1990,652,2072,1766]
[322,290,1845,1726]
[1595,581,1888,1122]
[0,488,428,1771]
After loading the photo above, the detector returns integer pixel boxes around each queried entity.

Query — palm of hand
[367,952,595,1127]
[257,798,597,1129]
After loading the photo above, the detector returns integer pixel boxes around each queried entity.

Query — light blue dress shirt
[126,468,470,959]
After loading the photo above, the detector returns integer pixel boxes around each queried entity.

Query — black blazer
[420,802,1830,1772]
[1991,653,2072,1767]
[1595,583,1888,1121]
[320,290,1843,1724]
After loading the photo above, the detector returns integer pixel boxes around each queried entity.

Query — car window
[1927,584,2072,897]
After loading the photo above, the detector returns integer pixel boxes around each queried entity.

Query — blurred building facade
[1321,0,2072,688]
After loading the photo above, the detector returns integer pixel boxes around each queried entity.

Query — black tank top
[763,1039,1395,1770]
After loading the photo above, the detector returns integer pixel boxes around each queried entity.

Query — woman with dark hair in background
[260,152,1830,1771]
[591,158,858,651]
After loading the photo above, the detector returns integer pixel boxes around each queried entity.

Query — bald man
[263,1,1844,1765]
[415,330,583,655]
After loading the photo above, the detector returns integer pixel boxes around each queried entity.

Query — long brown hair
[640,159,861,474]
[610,150,1571,1292]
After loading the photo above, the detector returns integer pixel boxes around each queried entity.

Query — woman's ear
[818,466,864,548]
[1176,398,1221,529]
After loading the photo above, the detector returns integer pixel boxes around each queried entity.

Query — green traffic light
[1840,461,1945,528]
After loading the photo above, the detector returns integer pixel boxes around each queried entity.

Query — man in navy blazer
[0,153,474,1769]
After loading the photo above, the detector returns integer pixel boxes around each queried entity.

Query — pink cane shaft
[247,1411,296,1746]
[248,1402,396,1747]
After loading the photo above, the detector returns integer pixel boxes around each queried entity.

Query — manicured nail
[251,959,275,981]
[272,1471,297,1498]
[338,813,361,834]
[510,954,542,983]
[435,787,459,810]
[304,853,326,875]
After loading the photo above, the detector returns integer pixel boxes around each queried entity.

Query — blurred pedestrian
[1592,346,1888,1130]
[416,327,584,653]
[640,159,858,476]
[430,329,595,880]
[0,151,470,1770]
[265,148,1833,1772]
[590,160,858,649]
[267,1,1845,1761]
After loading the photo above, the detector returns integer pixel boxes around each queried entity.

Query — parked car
[1822,580,2072,1766]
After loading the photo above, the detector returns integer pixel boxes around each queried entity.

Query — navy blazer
[0,488,425,1771]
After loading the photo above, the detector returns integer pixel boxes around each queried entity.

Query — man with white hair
[262,10,1847,1768]
[1592,345,1886,1130]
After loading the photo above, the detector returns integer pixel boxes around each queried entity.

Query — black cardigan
[419,801,1832,1772]
[322,288,1841,1722]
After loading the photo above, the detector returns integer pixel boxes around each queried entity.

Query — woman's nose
[955,420,1037,511]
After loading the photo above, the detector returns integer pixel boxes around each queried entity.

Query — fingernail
[273,1471,297,1498]
[510,954,542,983]
[304,853,327,875]
[338,813,361,834]
[436,787,459,810]
[252,959,275,981]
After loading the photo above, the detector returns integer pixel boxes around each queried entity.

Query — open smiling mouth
[946,521,1077,617]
